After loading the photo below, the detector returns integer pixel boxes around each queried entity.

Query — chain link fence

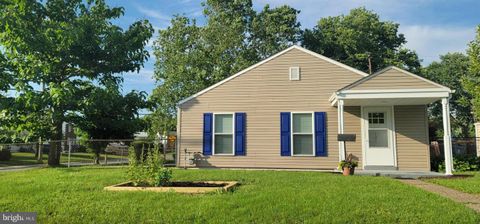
[0,137,176,167]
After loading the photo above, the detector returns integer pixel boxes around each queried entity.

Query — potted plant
[338,153,358,176]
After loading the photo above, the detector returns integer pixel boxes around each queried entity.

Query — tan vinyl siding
[394,105,430,171]
[178,48,432,171]
[178,48,363,169]
[343,106,363,168]
[351,68,439,90]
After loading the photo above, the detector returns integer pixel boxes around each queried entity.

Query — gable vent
[289,67,300,81]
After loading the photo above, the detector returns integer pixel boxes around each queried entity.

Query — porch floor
[355,170,445,179]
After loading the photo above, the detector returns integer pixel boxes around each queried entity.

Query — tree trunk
[94,152,100,164]
[47,122,63,166]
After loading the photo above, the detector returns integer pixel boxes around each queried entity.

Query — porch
[330,66,454,175]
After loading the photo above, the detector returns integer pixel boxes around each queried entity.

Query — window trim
[212,112,235,156]
[289,66,300,81]
[290,112,315,156]
[367,111,391,149]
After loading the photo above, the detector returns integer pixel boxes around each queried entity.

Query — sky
[107,0,480,96]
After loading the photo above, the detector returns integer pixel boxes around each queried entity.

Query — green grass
[0,168,478,223]
[0,152,125,167]
[425,172,480,194]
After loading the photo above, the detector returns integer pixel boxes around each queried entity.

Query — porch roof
[330,66,453,106]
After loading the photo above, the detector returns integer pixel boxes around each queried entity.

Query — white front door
[363,107,395,167]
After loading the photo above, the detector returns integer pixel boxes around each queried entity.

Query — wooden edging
[104,181,238,194]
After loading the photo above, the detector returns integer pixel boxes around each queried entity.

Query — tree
[423,53,474,137]
[249,5,302,60]
[73,82,148,163]
[0,0,153,165]
[465,26,480,122]
[302,7,421,74]
[150,0,301,133]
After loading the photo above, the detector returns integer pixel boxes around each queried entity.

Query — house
[175,45,454,175]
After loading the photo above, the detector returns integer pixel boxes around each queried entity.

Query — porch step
[363,166,397,171]
[356,170,445,179]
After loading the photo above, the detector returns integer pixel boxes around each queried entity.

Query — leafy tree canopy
[465,26,480,121]
[0,0,153,165]
[73,82,148,163]
[423,53,474,137]
[302,7,421,74]
[150,0,301,133]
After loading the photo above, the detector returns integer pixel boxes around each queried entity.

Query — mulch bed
[121,181,228,188]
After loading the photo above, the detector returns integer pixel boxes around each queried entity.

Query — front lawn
[424,172,480,194]
[0,152,125,167]
[0,168,478,223]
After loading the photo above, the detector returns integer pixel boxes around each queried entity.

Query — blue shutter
[280,112,291,156]
[235,113,246,156]
[203,113,213,156]
[314,112,327,156]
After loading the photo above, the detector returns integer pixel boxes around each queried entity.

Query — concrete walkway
[356,170,445,179]
[399,179,480,213]
[0,164,45,172]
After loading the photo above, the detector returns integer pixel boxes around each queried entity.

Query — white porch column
[338,99,345,161]
[442,97,453,175]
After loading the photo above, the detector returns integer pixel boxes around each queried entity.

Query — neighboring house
[134,131,149,140]
[176,45,454,174]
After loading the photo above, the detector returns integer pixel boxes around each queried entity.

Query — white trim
[360,106,366,168]
[177,45,368,105]
[442,98,453,175]
[338,66,452,93]
[290,112,315,157]
[391,105,398,167]
[330,90,451,106]
[329,92,337,102]
[176,106,181,166]
[361,106,397,167]
[337,100,345,161]
[341,89,452,94]
[336,91,450,100]
[212,112,235,156]
[289,66,300,80]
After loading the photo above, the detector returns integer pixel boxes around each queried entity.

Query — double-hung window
[291,112,314,156]
[213,113,234,155]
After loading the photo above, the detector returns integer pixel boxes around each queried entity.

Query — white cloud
[400,25,476,64]
[253,0,416,28]
[133,4,171,29]
[135,5,170,21]
[253,0,477,64]
[123,69,155,85]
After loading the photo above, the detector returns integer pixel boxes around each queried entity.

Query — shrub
[438,155,480,172]
[155,168,173,187]
[127,145,172,187]
[0,148,12,161]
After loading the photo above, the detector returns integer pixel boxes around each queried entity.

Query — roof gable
[177,45,369,105]
[338,66,451,92]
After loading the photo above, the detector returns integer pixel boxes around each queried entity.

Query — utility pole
[368,55,372,75]
[37,137,43,162]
